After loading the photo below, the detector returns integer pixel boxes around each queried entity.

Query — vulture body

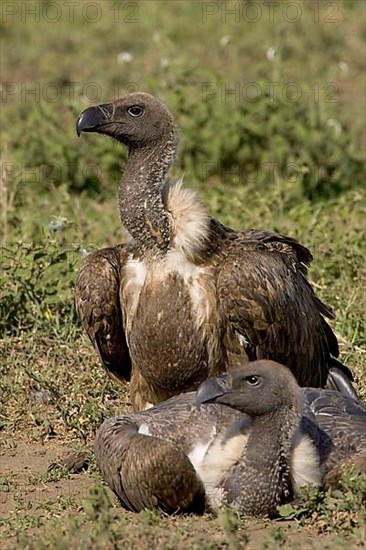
[75,92,355,410]
[95,360,366,517]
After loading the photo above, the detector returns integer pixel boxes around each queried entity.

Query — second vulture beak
[195,374,231,410]
[76,103,114,137]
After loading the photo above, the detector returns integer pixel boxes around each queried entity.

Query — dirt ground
[1,441,93,515]
[1,434,364,549]
[0,337,365,549]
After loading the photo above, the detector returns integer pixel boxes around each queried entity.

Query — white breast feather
[187,423,248,512]
[138,423,150,436]
[201,432,248,487]
[124,257,147,290]
[188,440,213,473]
[291,430,322,490]
[122,256,147,331]
[165,179,211,261]
[201,429,248,512]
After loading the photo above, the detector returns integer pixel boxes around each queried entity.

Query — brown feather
[75,93,354,409]
[75,245,131,383]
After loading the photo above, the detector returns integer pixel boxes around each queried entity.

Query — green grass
[0,1,365,548]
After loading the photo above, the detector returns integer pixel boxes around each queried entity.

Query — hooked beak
[76,103,114,137]
[195,374,231,410]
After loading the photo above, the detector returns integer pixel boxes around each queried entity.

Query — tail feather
[326,358,358,401]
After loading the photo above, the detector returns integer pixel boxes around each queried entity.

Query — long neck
[226,407,299,517]
[118,127,177,258]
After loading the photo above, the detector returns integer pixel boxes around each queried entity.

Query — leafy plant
[0,239,80,338]
[278,467,366,534]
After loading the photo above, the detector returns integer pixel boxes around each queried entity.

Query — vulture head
[76,92,177,149]
[196,360,301,417]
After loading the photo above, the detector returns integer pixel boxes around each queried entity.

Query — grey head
[196,360,302,416]
[76,92,177,150]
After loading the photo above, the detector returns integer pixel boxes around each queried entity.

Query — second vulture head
[196,360,302,417]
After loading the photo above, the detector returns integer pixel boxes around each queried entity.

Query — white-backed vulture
[94,360,366,517]
[75,92,355,410]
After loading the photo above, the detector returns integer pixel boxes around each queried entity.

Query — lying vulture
[94,360,366,517]
[75,92,355,410]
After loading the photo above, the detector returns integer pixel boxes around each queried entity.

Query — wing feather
[75,244,131,383]
[94,413,207,513]
[218,233,337,386]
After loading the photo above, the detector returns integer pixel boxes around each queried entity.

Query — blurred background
[0,1,365,546]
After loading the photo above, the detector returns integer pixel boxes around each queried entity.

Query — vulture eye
[127,106,144,117]
[246,375,260,386]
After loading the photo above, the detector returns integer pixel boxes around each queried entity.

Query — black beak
[76,103,114,137]
[195,374,231,410]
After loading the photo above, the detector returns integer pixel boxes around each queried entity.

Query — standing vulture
[75,92,355,410]
[94,360,366,516]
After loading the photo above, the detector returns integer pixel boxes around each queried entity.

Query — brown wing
[94,394,244,513]
[75,245,131,383]
[95,419,205,513]
[217,234,338,387]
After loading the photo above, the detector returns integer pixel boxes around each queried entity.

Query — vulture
[94,360,366,517]
[75,92,355,410]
